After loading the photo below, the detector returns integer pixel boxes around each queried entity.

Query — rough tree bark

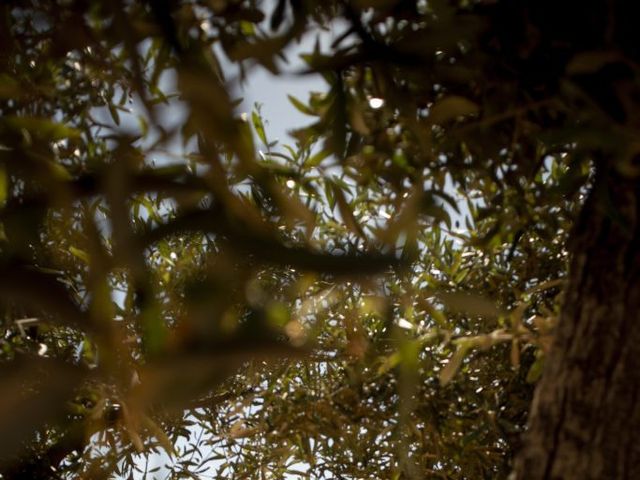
[514,166,640,479]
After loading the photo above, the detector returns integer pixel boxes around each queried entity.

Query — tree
[0,0,637,479]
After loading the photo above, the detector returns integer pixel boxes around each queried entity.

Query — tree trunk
[514,169,640,479]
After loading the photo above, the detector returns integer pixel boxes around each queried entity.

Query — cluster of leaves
[3,0,632,478]
[144,129,574,478]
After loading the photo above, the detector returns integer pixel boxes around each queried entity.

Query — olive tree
[0,1,636,479]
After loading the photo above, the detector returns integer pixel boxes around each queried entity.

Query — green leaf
[0,166,7,208]
[429,96,479,124]
[440,345,470,386]
[3,116,81,141]
[377,352,401,376]
[288,95,316,116]
[526,354,545,383]
[566,50,623,74]
[330,181,365,238]
[108,104,121,126]
[437,292,503,317]
[252,111,268,145]
[0,74,22,99]
[422,200,452,228]
[325,181,336,210]
[69,246,90,264]
[306,149,331,168]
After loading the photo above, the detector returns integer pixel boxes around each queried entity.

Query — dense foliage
[2,0,629,478]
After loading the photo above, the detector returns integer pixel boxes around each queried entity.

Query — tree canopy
[1,0,637,479]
